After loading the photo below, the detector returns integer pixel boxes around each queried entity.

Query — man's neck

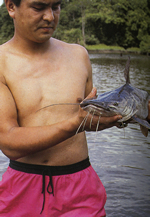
[9,35,52,56]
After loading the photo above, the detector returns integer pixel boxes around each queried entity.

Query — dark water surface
[0,53,150,216]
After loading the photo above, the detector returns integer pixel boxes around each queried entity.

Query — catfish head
[80,88,137,123]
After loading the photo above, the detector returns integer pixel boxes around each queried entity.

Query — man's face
[13,0,61,43]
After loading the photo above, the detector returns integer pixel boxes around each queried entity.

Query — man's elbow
[1,148,22,160]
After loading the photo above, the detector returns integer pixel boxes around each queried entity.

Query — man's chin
[34,35,52,44]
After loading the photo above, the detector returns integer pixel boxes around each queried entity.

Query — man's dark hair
[12,0,21,7]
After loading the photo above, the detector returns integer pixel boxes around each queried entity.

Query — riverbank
[85,44,141,54]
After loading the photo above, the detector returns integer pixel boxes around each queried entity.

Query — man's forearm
[0,117,78,160]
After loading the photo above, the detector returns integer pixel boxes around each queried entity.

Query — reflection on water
[0,53,150,216]
[87,53,150,216]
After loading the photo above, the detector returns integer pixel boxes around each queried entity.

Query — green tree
[124,0,150,48]
[140,34,150,54]
[0,3,14,44]
[55,0,98,46]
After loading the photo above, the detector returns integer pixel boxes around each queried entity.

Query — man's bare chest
[4,59,88,125]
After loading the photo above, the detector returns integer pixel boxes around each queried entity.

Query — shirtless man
[0,0,149,216]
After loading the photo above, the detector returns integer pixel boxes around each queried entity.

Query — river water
[0,53,150,216]
[87,53,150,217]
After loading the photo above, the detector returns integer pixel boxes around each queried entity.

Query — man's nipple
[77,98,83,103]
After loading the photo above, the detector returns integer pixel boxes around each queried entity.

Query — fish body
[80,57,150,137]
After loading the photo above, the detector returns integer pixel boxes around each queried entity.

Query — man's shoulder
[52,38,88,57]
[0,41,10,59]
[0,42,12,78]
[0,44,5,56]
[0,44,6,67]
[0,44,8,83]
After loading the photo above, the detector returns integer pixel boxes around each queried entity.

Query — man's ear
[5,0,16,19]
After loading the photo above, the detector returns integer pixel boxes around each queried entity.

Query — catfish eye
[113,102,118,106]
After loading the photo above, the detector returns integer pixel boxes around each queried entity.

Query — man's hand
[77,87,122,132]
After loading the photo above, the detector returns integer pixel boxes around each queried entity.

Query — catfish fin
[132,115,150,137]
[132,115,150,129]
[140,125,148,137]
[124,56,130,84]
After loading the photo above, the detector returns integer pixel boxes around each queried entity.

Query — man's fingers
[85,114,123,131]
[95,114,122,124]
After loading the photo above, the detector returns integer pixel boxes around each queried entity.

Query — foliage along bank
[0,0,150,54]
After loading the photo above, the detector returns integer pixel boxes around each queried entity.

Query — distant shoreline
[87,49,141,55]
[85,44,145,55]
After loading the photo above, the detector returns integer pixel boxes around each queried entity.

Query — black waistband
[9,157,90,176]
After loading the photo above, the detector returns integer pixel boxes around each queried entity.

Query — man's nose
[43,8,54,22]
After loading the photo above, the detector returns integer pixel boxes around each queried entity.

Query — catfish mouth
[80,100,111,111]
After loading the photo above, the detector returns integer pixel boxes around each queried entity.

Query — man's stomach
[17,132,88,166]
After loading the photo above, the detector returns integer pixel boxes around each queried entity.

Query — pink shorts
[0,157,106,217]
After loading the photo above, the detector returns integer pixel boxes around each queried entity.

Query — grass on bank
[85,44,141,53]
